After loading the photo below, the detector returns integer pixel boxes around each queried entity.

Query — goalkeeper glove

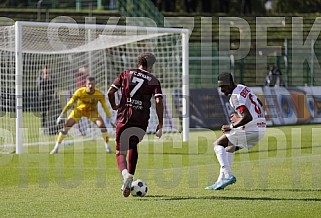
[56,116,63,125]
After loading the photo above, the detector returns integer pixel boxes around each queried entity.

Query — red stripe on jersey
[237,105,246,113]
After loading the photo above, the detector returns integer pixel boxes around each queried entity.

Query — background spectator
[76,65,89,88]
[37,65,55,134]
[265,0,273,14]
[265,66,285,87]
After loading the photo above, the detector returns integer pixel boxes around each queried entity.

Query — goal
[0,21,189,154]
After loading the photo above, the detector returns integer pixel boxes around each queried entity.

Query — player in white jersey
[205,72,266,190]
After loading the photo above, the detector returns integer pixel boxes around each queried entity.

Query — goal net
[0,21,189,153]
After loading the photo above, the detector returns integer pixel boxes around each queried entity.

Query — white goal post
[0,21,190,154]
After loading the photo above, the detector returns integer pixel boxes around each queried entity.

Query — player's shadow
[240,188,321,192]
[146,193,321,202]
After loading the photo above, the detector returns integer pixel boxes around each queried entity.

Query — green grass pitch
[1,124,321,217]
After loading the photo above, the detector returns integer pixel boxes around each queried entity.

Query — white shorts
[225,127,266,149]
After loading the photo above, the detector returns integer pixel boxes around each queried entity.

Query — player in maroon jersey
[107,52,164,197]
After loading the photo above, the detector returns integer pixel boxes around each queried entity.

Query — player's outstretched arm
[56,90,78,125]
[99,91,112,119]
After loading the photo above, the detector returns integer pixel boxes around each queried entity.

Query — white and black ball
[131,179,148,197]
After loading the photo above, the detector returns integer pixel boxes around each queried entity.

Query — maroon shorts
[115,122,148,151]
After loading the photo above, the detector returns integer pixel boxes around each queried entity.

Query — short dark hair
[218,72,234,85]
[136,52,156,68]
[86,76,95,82]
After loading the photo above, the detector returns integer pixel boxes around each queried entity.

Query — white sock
[105,143,111,149]
[227,152,234,169]
[122,169,128,179]
[214,145,233,178]
[216,170,225,183]
[53,142,60,151]
[50,142,60,154]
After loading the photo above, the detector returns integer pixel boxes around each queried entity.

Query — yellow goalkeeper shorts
[68,108,101,123]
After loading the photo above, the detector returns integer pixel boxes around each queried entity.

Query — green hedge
[274,0,321,13]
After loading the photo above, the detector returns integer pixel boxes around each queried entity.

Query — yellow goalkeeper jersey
[62,87,112,118]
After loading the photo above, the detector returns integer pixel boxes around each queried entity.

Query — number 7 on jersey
[130,76,144,97]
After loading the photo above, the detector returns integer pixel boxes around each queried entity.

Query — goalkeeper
[50,76,114,154]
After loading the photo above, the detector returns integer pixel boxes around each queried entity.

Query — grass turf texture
[1,124,321,217]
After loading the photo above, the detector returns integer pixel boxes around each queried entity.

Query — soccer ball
[131,179,148,197]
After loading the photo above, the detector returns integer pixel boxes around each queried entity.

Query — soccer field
[1,124,321,217]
